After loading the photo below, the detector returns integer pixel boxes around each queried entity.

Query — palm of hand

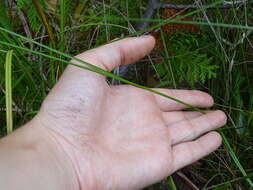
[35,36,226,190]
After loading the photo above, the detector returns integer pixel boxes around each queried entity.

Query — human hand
[1,36,227,190]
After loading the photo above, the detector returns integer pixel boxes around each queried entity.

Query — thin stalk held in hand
[0,26,202,111]
[0,39,203,114]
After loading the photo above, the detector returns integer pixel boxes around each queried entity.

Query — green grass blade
[60,0,66,50]
[65,22,129,32]
[78,15,253,35]
[0,31,38,91]
[168,176,177,190]
[5,50,13,134]
[220,132,253,187]
[160,29,176,88]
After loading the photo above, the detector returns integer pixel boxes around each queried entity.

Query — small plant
[155,33,219,87]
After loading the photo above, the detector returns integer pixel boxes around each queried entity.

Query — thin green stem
[5,50,13,134]
[60,0,65,50]
[167,176,177,190]
[160,29,176,88]
[0,39,204,113]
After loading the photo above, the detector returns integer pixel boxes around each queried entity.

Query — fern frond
[155,33,219,87]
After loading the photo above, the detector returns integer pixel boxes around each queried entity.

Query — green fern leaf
[155,33,219,87]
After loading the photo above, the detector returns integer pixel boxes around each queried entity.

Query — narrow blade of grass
[168,176,177,190]
[160,29,176,88]
[5,50,13,134]
[60,0,66,50]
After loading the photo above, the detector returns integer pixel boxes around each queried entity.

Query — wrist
[0,118,80,190]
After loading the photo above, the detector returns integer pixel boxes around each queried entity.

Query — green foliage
[64,0,75,17]
[17,0,46,32]
[156,33,219,87]
[17,0,26,8]
[0,1,12,30]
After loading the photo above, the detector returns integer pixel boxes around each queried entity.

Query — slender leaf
[5,50,13,134]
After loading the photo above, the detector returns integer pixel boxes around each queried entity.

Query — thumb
[45,36,155,101]
[72,35,156,72]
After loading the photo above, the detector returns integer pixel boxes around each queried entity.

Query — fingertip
[140,35,156,49]
[207,94,214,107]
[206,131,222,150]
[214,110,227,126]
[192,90,214,107]
[144,34,156,43]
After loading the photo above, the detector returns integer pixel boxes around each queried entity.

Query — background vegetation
[0,0,253,189]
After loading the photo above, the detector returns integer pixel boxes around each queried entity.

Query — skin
[0,36,227,190]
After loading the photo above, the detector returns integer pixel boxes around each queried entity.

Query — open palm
[35,36,226,190]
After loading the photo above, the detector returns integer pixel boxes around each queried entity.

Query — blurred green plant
[155,33,219,87]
